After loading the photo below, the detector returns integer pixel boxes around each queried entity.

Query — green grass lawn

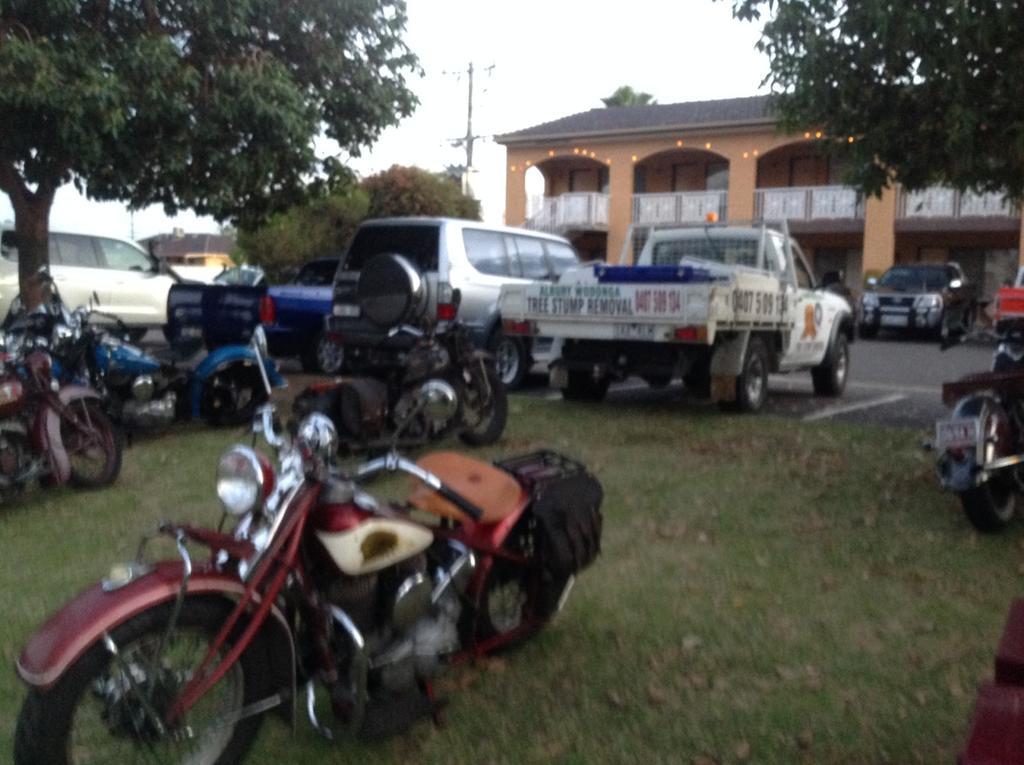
[0,395,1019,764]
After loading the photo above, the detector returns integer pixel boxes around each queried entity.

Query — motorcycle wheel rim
[62,402,112,482]
[70,627,243,764]
[486,578,528,634]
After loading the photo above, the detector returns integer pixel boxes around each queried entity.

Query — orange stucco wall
[503,126,1016,273]
[505,128,799,262]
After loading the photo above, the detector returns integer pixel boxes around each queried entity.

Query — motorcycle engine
[327,541,475,694]
[405,345,450,382]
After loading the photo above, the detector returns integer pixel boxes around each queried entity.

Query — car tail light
[673,326,708,342]
[437,302,457,321]
[502,319,534,336]
[259,295,276,325]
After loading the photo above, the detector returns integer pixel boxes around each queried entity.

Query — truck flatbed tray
[942,369,1024,406]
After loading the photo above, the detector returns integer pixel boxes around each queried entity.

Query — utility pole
[464,61,475,172]
[446,61,493,195]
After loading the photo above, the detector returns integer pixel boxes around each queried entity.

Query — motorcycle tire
[15,598,265,765]
[463,544,569,649]
[202,366,268,428]
[61,399,122,489]
[961,479,1016,533]
[458,364,508,447]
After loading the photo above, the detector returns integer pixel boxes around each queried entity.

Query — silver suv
[327,217,579,387]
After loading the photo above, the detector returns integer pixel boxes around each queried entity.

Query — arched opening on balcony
[523,155,609,260]
[755,140,865,291]
[631,148,730,227]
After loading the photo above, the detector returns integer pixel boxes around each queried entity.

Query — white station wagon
[0,229,178,332]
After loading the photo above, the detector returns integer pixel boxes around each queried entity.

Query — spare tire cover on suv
[356,252,427,328]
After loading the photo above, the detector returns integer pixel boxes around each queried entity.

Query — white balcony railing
[899,187,1018,218]
[632,191,728,225]
[525,192,608,233]
[754,185,863,221]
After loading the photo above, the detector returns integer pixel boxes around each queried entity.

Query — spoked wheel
[60,399,122,488]
[462,520,571,650]
[14,599,265,765]
[203,367,268,427]
[458,364,508,447]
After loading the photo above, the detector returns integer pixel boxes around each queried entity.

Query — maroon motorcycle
[0,336,121,495]
[13,327,602,765]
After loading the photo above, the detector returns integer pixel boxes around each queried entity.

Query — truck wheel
[562,370,610,402]
[489,331,529,390]
[811,332,849,396]
[720,337,768,413]
[301,331,344,375]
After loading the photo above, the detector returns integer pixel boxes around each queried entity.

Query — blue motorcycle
[5,294,285,429]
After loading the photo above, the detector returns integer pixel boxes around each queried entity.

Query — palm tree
[601,85,657,107]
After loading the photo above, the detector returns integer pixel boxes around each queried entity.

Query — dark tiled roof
[497,95,775,144]
[140,233,234,260]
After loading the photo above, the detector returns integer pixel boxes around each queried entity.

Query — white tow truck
[498,222,854,412]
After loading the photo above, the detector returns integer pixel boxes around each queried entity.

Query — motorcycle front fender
[17,560,295,702]
[32,385,103,485]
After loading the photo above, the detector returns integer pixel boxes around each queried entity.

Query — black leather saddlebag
[496,451,603,576]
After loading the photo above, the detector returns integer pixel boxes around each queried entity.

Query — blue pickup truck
[166,257,341,373]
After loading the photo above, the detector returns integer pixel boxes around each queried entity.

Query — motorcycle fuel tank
[314,504,433,576]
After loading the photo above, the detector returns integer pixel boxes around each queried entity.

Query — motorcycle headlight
[861,292,879,308]
[216,446,273,516]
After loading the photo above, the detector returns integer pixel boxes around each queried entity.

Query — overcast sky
[0,0,769,242]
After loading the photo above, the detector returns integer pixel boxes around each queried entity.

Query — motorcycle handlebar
[354,453,484,522]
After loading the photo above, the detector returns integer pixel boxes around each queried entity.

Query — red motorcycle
[0,336,121,495]
[13,328,602,765]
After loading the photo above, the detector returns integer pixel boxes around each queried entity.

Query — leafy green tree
[0,0,418,305]
[729,1,1024,198]
[236,188,369,283]
[360,165,481,220]
[601,86,657,108]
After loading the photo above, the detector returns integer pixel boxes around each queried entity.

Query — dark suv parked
[859,262,975,338]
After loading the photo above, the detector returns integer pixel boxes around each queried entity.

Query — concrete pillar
[726,152,757,222]
[863,185,898,280]
[503,148,528,227]
[607,157,634,264]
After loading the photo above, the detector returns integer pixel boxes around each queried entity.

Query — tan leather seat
[408,451,527,524]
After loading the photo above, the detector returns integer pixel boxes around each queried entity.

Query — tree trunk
[10,193,54,311]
